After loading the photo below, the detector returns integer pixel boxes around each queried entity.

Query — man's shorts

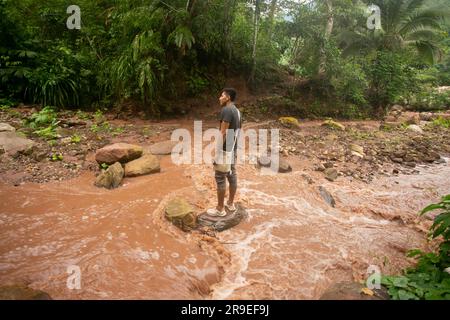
[215,163,237,191]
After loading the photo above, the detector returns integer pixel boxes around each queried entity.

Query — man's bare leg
[228,185,237,206]
[217,188,226,212]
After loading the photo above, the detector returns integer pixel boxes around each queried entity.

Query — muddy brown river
[1,138,449,299]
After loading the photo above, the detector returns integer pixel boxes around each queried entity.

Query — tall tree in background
[249,0,261,87]
[318,0,334,75]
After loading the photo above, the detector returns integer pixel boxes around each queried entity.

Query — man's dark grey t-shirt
[219,104,241,151]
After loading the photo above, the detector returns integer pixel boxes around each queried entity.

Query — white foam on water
[211,220,282,299]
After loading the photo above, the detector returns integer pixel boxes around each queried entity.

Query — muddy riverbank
[1,108,449,299]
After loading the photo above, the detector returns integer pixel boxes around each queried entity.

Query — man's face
[219,91,230,107]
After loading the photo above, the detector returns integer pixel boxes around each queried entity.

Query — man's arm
[220,121,230,138]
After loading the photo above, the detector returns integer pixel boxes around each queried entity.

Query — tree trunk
[268,0,278,41]
[249,0,260,88]
[224,0,237,67]
[318,0,334,75]
[186,0,197,14]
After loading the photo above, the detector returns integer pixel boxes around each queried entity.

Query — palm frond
[412,40,443,64]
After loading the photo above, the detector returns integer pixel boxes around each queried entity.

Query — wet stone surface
[197,204,248,232]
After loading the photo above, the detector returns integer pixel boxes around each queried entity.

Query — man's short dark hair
[222,88,237,102]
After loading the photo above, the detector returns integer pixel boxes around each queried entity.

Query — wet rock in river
[278,158,292,173]
[94,162,124,189]
[257,155,271,168]
[0,285,52,300]
[318,186,336,207]
[124,154,160,177]
[165,198,197,232]
[197,204,247,232]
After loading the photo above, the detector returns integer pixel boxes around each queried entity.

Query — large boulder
[124,154,160,177]
[94,162,124,189]
[320,282,389,300]
[147,141,178,155]
[0,131,34,156]
[0,123,16,132]
[165,198,196,231]
[197,204,247,232]
[95,143,143,165]
[0,285,52,300]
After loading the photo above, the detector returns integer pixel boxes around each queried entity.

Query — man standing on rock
[207,88,241,217]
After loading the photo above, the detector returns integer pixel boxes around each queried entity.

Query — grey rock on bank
[0,123,16,132]
[0,131,34,156]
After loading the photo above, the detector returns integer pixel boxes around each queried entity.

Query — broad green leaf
[398,289,419,300]
[393,277,409,288]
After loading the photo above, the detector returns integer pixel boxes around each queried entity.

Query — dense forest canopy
[0,0,449,117]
